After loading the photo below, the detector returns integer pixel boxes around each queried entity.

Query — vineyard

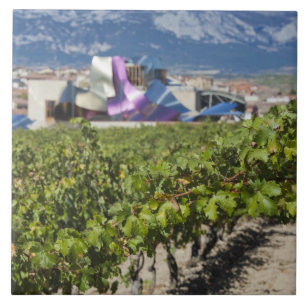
[11,100,297,294]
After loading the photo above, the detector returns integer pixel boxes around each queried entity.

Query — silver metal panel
[90,56,115,100]
[75,91,107,112]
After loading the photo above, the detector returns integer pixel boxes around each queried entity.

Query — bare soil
[101,218,296,295]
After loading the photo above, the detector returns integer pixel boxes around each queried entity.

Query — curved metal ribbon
[90,56,115,99]
[76,91,108,112]
[107,56,148,116]
[75,56,114,112]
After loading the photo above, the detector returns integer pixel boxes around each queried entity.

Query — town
[12,56,297,129]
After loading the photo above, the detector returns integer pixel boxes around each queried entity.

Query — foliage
[12,101,297,294]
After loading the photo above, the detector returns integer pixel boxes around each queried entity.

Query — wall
[169,88,198,111]
[28,80,68,126]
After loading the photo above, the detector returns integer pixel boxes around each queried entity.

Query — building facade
[28,80,68,126]
[169,88,200,112]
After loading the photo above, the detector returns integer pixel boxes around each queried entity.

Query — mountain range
[13,10,297,76]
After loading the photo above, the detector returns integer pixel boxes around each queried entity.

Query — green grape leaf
[284,147,296,160]
[286,201,296,217]
[242,119,253,129]
[260,181,281,197]
[239,147,249,161]
[252,117,263,129]
[139,207,156,227]
[80,274,90,292]
[149,161,170,178]
[241,191,259,217]
[194,198,208,214]
[69,238,88,258]
[109,242,122,255]
[131,174,148,192]
[254,127,273,146]
[30,251,57,269]
[201,149,212,161]
[108,202,123,216]
[267,136,280,154]
[54,238,72,257]
[247,149,269,163]
[192,184,207,195]
[148,199,159,210]
[257,192,277,216]
[156,207,167,228]
[204,198,218,221]
[122,215,148,237]
[127,236,144,253]
[202,161,214,174]
[86,230,100,247]
[179,204,190,218]
[215,191,237,216]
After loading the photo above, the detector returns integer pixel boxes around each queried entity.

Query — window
[45,100,55,120]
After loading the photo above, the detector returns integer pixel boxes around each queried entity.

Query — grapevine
[11,100,296,294]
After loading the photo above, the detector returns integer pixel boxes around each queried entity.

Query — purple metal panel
[107,56,148,116]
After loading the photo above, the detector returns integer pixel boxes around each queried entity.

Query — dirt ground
[92,218,296,295]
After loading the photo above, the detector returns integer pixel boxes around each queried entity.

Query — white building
[168,86,199,111]
[244,95,259,103]
[27,80,68,128]
[266,96,290,104]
